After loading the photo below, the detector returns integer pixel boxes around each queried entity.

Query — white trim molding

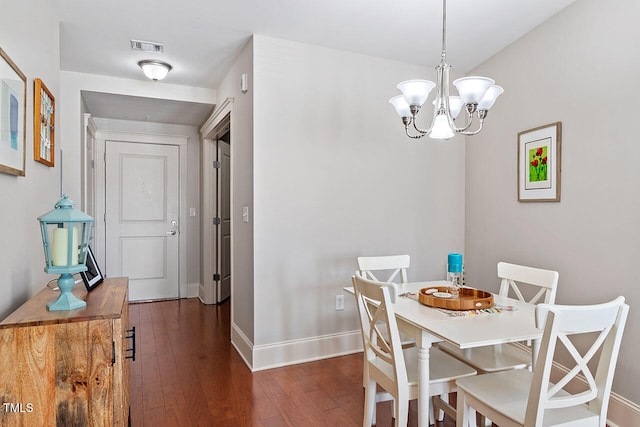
[184,282,200,299]
[200,97,234,137]
[251,330,363,372]
[231,322,254,369]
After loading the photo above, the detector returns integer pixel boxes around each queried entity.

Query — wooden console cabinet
[0,277,133,426]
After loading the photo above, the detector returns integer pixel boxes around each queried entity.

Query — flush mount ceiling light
[138,60,172,81]
[389,0,504,140]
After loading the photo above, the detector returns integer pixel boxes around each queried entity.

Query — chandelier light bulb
[430,114,455,140]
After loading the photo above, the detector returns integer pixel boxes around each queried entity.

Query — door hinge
[213,217,221,225]
[91,159,95,169]
[104,213,106,223]
[104,152,106,162]
[213,273,221,281]
[111,341,116,365]
[213,160,221,169]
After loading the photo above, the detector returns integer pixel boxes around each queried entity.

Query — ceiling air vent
[130,39,164,53]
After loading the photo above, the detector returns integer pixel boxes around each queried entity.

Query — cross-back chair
[456,296,628,427]
[438,262,559,373]
[356,255,414,390]
[353,274,477,427]
[357,255,410,302]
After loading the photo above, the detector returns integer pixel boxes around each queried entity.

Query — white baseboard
[607,392,640,427]
[182,282,200,299]
[251,330,363,372]
[231,322,254,369]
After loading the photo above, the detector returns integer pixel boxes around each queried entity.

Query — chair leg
[456,389,469,427]
[363,378,376,427]
[478,413,491,427]
[429,398,435,426]
[435,393,447,422]
[362,355,369,388]
[394,398,408,427]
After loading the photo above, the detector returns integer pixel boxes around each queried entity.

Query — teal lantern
[37,195,94,311]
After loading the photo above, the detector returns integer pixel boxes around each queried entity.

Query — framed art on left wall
[34,78,55,166]
[0,47,27,176]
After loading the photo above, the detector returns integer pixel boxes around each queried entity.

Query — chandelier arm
[412,116,432,135]
[405,127,427,139]
[458,119,485,136]
[450,110,475,133]
[402,117,427,138]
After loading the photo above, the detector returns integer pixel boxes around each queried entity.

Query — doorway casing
[200,98,234,305]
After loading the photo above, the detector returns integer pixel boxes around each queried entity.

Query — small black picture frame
[81,246,104,291]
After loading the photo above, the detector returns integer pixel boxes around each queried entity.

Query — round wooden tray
[418,286,494,310]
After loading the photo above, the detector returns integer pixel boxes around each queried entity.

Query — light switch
[242,206,249,223]
[189,207,196,217]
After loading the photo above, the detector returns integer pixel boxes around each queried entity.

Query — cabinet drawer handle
[126,327,136,361]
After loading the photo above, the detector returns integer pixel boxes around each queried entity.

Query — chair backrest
[525,296,629,427]
[497,262,559,305]
[357,255,410,283]
[352,274,407,395]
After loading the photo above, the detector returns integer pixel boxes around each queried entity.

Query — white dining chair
[438,262,559,373]
[357,255,410,302]
[356,255,415,390]
[353,274,477,427]
[456,296,629,427]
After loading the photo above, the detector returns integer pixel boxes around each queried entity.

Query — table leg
[416,332,434,427]
[531,338,540,371]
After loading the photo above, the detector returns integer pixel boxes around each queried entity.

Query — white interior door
[217,140,231,302]
[105,141,180,301]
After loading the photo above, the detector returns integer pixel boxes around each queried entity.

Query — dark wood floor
[129,298,457,427]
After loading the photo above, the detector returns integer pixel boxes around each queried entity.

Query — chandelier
[389,0,503,139]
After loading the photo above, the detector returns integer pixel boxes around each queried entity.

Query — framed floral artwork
[34,78,55,166]
[0,47,27,176]
[518,122,561,202]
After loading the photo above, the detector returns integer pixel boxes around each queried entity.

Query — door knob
[166,220,178,235]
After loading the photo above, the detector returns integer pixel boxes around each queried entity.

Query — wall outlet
[335,294,344,311]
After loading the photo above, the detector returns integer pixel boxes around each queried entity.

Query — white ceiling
[81,91,215,126]
[53,0,576,126]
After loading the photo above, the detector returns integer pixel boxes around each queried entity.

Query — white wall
[466,0,640,406]
[0,0,61,319]
[251,36,465,346]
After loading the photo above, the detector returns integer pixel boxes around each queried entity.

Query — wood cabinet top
[0,277,128,328]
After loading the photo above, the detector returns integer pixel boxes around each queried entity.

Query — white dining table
[345,280,542,427]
